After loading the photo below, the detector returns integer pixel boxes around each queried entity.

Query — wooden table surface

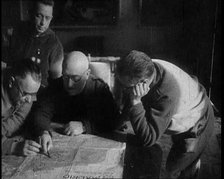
[2,132,126,179]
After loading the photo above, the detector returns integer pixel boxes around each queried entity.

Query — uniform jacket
[8,21,63,86]
[32,75,120,136]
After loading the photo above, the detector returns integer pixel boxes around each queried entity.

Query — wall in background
[54,0,184,64]
[1,0,221,111]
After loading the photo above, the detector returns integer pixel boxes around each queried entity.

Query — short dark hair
[31,0,54,14]
[36,0,54,7]
[11,58,42,83]
[116,50,155,80]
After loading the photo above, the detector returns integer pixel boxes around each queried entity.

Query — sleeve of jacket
[1,135,24,155]
[2,102,32,138]
[85,80,120,134]
[31,89,56,137]
[126,95,173,147]
[48,38,64,79]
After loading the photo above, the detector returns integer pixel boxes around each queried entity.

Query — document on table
[2,134,126,179]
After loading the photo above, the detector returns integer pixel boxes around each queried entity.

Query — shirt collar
[1,82,12,116]
[31,27,52,38]
[149,62,163,89]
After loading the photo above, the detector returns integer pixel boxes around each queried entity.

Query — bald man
[31,51,120,152]
[62,51,90,96]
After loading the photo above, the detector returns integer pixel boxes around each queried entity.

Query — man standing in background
[7,0,63,87]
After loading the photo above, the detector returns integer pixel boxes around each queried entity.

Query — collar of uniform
[1,79,13,118]
[34,28,52,38]
[149,62,164,89]
[81,75,96,96]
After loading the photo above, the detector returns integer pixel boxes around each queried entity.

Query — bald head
[62,51,91,96]
[63,51,89,75]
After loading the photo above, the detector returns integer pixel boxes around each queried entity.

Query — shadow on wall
[73,36,104,56]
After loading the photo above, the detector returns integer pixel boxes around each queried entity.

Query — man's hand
[130,82,150,106]
[39,130,53,154]
[64,121,85,136]
[20,140,41,156]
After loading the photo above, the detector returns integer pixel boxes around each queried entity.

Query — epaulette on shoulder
[90,75,106,84]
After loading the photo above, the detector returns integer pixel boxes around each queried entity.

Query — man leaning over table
[30,51,120,154]
[114,50,215,179]
[1,58,52,156]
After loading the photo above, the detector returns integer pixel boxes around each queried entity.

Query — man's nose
[68,78,74,88]
[22,95,35,103]
[25,95,32,103]
[40,17,46,26]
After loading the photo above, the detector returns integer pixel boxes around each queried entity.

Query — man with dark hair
[115,50,215,178]
[31,51,120,152]
[6,0,63,87]
[32,0,54,8]
[1,58,51,156]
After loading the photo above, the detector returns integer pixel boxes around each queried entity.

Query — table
[2,132,126,179]
[2,129,162,179]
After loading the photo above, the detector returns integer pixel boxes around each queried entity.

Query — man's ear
[9,76,15,88]
[86,69,91,78]
[143,78,151,87]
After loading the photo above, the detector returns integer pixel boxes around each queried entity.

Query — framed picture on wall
[139,0,183,26]
[51,0,119,27]
[19,0,119,27]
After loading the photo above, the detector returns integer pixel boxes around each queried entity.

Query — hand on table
[64,121,85,136]
[39,130,53,154]
[20,140,41,156]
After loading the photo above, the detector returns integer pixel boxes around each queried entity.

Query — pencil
[47,150,51,158]
[39,136,51,158]
[47,143,51,158]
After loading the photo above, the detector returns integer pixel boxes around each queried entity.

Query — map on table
[2,134,126,179]
[2,156,26,179]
